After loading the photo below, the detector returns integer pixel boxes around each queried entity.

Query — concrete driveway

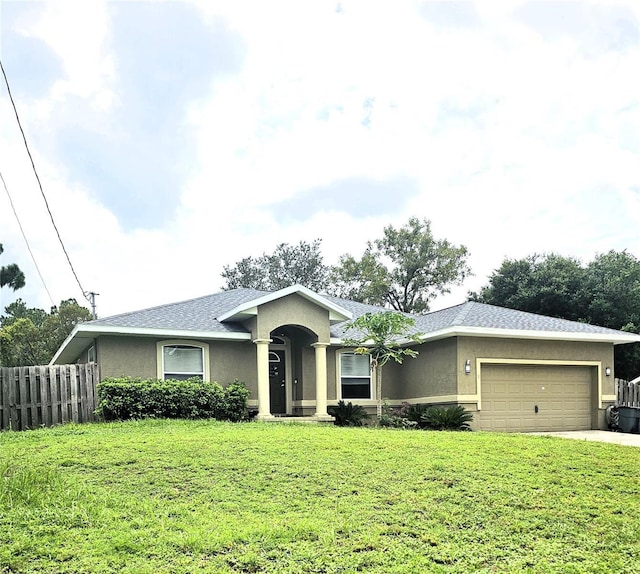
[529,430,640,447]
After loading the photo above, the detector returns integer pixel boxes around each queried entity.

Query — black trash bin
[618,407,640,434]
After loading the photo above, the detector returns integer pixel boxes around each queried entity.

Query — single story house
[51,285,640,432]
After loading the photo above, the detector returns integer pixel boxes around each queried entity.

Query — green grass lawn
[1,420,638,573]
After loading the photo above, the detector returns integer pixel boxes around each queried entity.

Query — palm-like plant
[328,400,370,427]
[342,312,423,420]
[421,405,473,431]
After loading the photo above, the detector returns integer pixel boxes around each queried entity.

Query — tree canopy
[0,243,26,291]
[331,217,471,313]
[471,250,640,380]
[469,254,588,322]
[0,298,93,366]
[220,219,471,315]
[342,311,422,419]
[221,239,330,292]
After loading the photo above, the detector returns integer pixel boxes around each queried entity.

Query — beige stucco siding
[457,336,613,362]
[456,337,614,392]
[380,361,405,400]
[210,340,257,392]
[97,336,259,391]
[395,339,458,400]
[97,336,158,380]
[287,344,337,401]
[326,347,337,401]
[253,294,330,343]
[330,339,457,403]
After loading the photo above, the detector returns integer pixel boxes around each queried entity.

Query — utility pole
[85,291,99,319]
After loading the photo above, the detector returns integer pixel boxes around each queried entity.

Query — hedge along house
[51,285,640,432]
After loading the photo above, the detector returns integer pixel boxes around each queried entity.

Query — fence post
[28,366,39,428]
[1,367,10,430]
[93,363,100,415]
[38,365,51,427]
[69,364,79,423]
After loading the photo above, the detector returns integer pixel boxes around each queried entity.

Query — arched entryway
[254,324,332,421]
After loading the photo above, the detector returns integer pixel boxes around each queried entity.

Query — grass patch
[0,420,638,573]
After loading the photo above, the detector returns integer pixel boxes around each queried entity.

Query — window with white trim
[162,344,205,381]
[340,352,372,399]
[87,345,96,363]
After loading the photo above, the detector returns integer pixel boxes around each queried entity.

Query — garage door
[479,364,593,432]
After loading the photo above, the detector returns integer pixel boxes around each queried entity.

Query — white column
[254,338,275,420]
[312,342,332,420]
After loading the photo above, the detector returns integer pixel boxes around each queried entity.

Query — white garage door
[479,364,593,432]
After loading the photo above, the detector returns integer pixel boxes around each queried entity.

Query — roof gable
[217,284,352,324]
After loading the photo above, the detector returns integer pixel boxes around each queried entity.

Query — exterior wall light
[605,367,611,377]
[465,360,471,375]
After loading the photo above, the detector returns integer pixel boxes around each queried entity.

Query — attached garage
[478,363,595,432]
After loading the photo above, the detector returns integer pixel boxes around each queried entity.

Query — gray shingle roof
[87,288,270,333]
[412,301,627,336]
[85,288,628,339]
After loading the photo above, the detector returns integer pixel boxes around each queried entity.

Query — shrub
[328,400,371,427]
[421,405,473,431]
[379,402,418,429]
[218,379,250,422]
[96,377,249,422]
[406,403,431,428]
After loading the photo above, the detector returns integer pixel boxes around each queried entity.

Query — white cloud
[28,0,115,108]
[2,0,639,318]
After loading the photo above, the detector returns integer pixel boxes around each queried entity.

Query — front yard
[1,420,638,573]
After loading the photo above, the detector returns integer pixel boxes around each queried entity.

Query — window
[87,345,96,363]
[269,351,281,379]
[340,352,372,399]
[162,345,205,380]
[157,340,210,381]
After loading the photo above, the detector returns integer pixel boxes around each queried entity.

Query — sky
[1,0,639,320]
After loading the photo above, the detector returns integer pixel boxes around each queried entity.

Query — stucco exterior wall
[210,340,257,392]
[253,294,330,343]
[97,336,157,380]
[299,346,317,400]
[394,338,458,400]
[457,336,614,390]
[97,336,259,393]
[326,346,337,401]
[379,361,404,400]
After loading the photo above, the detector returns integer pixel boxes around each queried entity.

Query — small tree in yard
[342,312,423,420]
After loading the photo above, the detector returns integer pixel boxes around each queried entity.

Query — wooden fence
[0,363,100,431]
[616,378,640,408]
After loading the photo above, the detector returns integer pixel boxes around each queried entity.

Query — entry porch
[252,328,335,422]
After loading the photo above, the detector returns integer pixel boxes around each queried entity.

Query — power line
[1,58,91,304]
[0,169,56,307]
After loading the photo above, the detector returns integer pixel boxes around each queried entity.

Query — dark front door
[269,350,286,414]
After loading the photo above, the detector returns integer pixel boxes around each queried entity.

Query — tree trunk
[376,365,383,420]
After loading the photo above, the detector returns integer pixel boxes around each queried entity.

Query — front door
[269,350,286,414]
